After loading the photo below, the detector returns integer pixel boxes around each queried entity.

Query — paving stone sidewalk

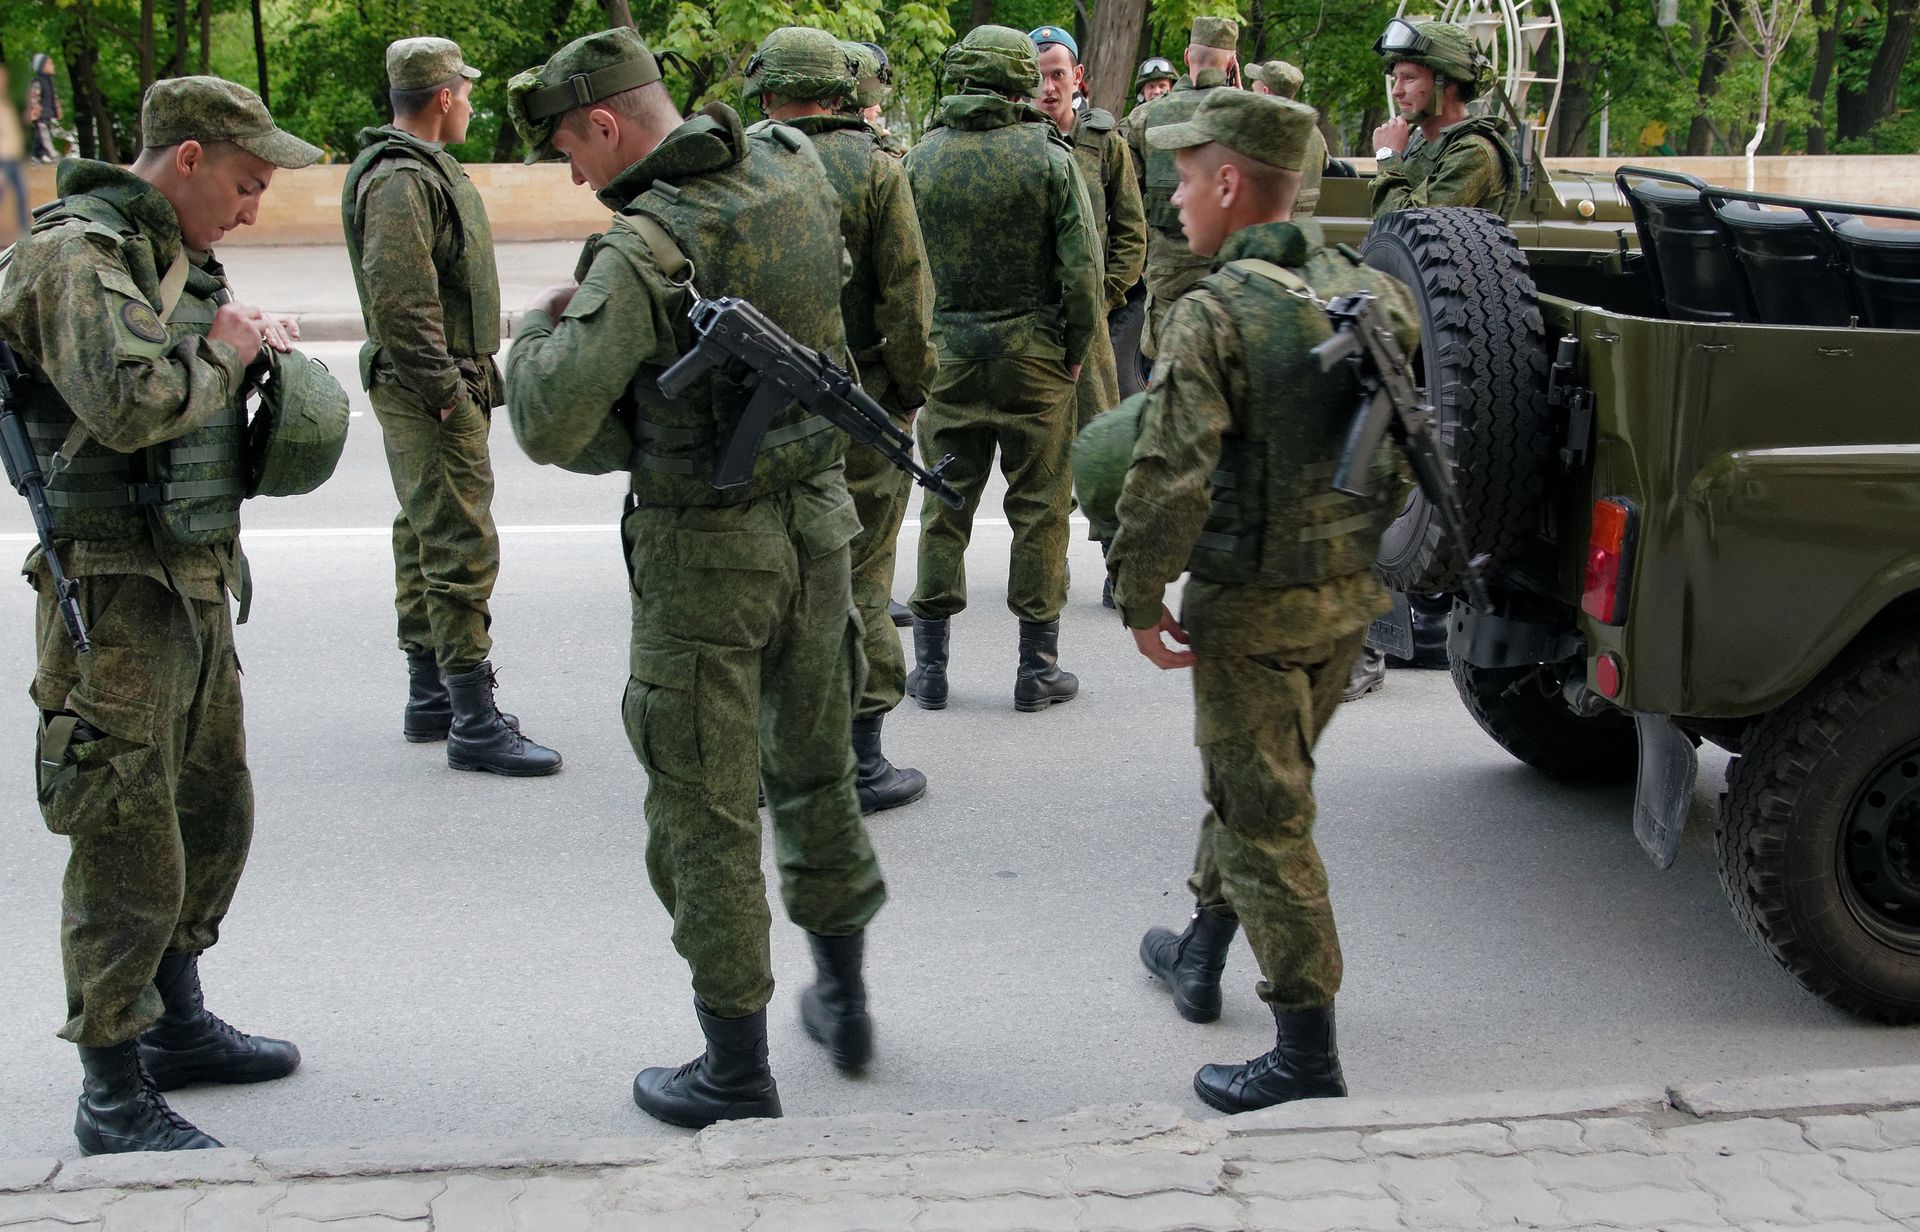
[4,1066,1918,1231]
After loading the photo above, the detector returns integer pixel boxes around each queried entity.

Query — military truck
[1346,166,1920,1023]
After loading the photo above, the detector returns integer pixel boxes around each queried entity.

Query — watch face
[1376,146,1397,160]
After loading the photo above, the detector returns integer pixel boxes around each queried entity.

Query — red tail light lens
[1582,498,1635,625]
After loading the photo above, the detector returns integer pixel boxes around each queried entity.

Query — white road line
[0,516,1090,544]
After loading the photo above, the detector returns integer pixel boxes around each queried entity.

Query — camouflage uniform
[506,35,883,1018]
[1108,101,1417,1010]
[343,114,504,673]
[1369,115,1520,219]
[1068,106,1145,431]
[1246,61,1326,218]
[0,94,319,1048]
[903,34,1102,627]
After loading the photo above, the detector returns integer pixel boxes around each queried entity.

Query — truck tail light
[1582,498,1636,625]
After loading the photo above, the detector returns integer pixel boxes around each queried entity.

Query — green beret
[745,27,856,107]
[141,76,321,168]
[509,27,663,164]
[940,24,1040,96]
[1148,89,1317,173]
[386,37,481,91]
[1249,59,1303,100]
[1189,16,1240,51]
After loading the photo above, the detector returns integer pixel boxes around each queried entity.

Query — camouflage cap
[141,76,321,168]
[1248,59,1303,100]
[508,27,663,164]
[745,27,856,106]
[940,24,1040,96]
[843,41,893,110]
[1147,88,1317,172]
[386,37,482,91]
[1189,16,1240,51]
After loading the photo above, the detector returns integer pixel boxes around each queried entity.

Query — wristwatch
[1375,146,1399,161]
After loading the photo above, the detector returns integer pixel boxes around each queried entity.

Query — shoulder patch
[121,300,168,344]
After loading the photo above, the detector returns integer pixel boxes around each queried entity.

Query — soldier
[844,42,910,158]
[1349,16,1521,701]
[1131,57,1178,112]
[503,27,886,1129]
[1368,18,1521,219]
[901,26,1102,712]
[1245,61,1325,217]
[747,26,936,813]
[343,37,561,776]
[1124,16,1240,362]
[1030,24,1145,611]
[0,76,318,1153]
[1100,89,1417,1111]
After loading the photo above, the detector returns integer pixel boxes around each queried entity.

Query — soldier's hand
[210,304,273,366]
[528,284,579,319]
[1372,116,1411,156]
[271,314,301,343]
[1069,362,1083,381]
[1131,606,1197,670]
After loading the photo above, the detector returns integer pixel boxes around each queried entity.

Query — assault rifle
[0,341,89,652]
[658,295,964,509]
[1312,292,1491,610]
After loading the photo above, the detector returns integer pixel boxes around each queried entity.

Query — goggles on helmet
[1372,18,1432,58]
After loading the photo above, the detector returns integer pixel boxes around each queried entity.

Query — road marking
[0,516,1090,544]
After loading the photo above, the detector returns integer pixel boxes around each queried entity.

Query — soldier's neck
[394,114,450,148]
[1419,101,1470,143]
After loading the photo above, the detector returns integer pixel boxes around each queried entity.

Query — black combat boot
[404,651,453,742]
[137,951,301,1090]
[445,661,561,777]
[1139,904,1239,1024]
[632,1001,783,1129]
[1193,1006,1348,1114]
[1014,620,1078,711]
[906,617,950,710]
[853,715,926,813]
[76,1041,222,1154]
[799,931,872,1074]
[1342,646,1386,702]
[888,599,912,628]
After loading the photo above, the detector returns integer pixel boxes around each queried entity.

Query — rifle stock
[0,341,89,653]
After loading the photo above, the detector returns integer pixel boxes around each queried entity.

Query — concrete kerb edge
[9,1065,1920,1196]
[287,311,526,344]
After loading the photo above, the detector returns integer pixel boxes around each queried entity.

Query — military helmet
[744,26,857,107]
[245,348,351,498]
[940,24,1040,96]
[1373,18,1493,99]
[843,40,893,110]
[1133,56,1178,90]
[1070,392,1149,542]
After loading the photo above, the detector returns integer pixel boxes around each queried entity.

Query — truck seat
[1625,179,1753,324]
[1713,201,1855,327]
[1833,219,1920,330]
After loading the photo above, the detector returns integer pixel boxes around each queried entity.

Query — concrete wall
[14,155,1920,247]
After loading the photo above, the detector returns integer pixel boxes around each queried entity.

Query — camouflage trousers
[1182,589,1368,1011]
[370,378,499,673]
[29,567,252,1046]
[911,355,1076,624]
[622,467,887,1019]
[1073,312,1121,433]
[846,431,911,722]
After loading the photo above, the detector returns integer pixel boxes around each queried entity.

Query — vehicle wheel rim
[1841,739,1920,952]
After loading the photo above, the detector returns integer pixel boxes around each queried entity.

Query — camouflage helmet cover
[745,26,857,106]
[842,40,893,109]
[940,24,1040,96]
[1133,56,1178,89]
[246,347,352,498]
[1374,18,1493,99]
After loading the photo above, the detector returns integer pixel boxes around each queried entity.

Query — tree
[1084,0,1148,115]
[1805,0,1841,152]
[1687,0,1740,152]
[1716,0,1808,183]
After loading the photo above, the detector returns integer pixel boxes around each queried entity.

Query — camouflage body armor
[18,194,244,547]
[609,116,849,507]
[1139,82,1216,239]
[341,127,503,365]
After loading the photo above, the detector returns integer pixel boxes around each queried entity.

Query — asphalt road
[0,340,1911,1158]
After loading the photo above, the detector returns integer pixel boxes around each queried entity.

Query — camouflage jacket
[1072,107,1146,314]
[1369,114,1521,220]
[1108,220,1415,651]
[0,159,248,595]
[1124,70,1233,306]
[776,114,935,414]
[904,93,1102,366]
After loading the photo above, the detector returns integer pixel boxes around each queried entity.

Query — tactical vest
[615,122,849,508]
[1140,82,1219,237]
[17,194,245,547]
[342,130,502,360]
[1406,116,1524,221]
[767,116,887,362]
[1072,109,1117,255]
[909,117,1063,357]
[1184,255,1400,588]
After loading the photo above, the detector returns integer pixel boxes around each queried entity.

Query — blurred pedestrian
[0,65,27,237]
[26,53,61,164]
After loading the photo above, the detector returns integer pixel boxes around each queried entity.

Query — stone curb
[288,311,529,344]
[10,1066,1920,1196]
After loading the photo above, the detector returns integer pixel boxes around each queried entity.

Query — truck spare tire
[1360,208,1554,593]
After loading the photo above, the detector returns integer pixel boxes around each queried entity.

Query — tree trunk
[170,0,189,77]
[66,7,121,162]
[1858,0,1918,135]
[198,0,211,73]
[964,0,994,36]
[139,0,157,97]
[1805,0,1839,153]
[250,0,269,107]
[596,0,635,28]
[1685,0,1739,155]
[1551,53,1595,156]
[1085,0,1149,117]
